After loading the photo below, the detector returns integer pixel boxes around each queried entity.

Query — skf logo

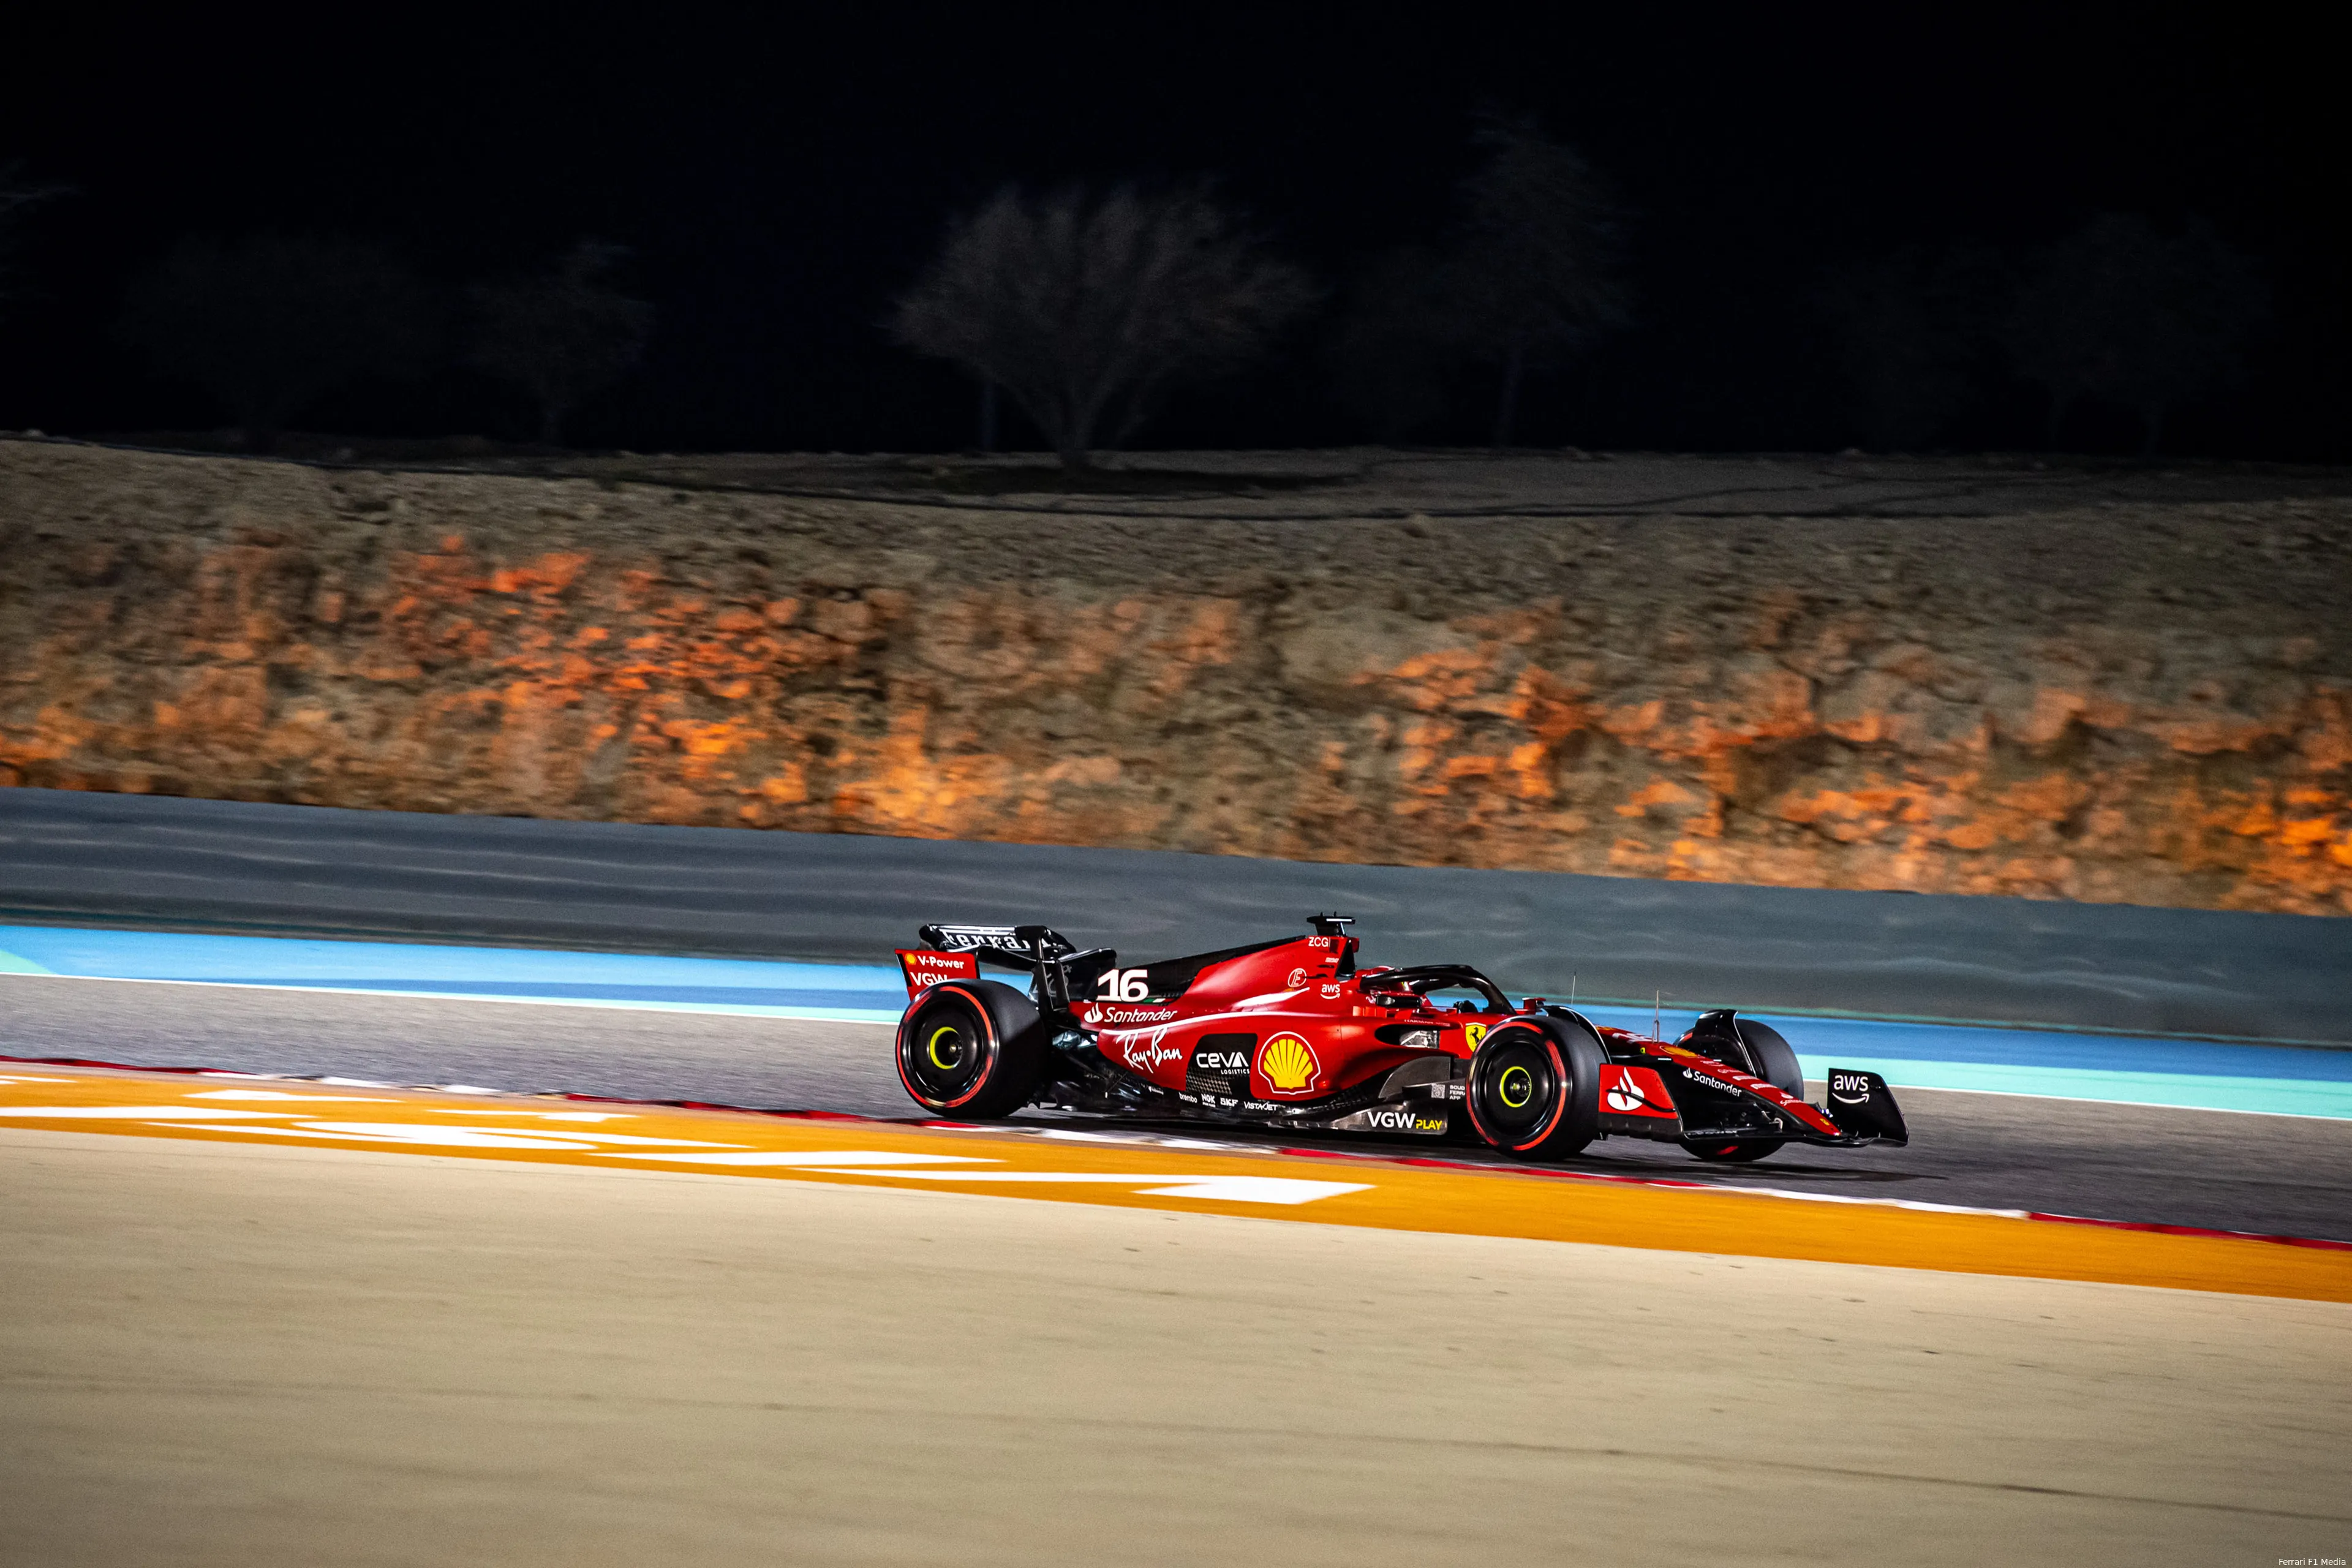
[1462,1023,1488,1050]
[1256,1032,1324,1096]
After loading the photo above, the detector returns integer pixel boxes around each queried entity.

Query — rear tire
[1464,1019,1604,1161]
[895,982,1045,1118]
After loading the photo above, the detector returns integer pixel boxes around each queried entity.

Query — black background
[4,2,2341,458]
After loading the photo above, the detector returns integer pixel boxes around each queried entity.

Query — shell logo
[1256,1032,1323,1095]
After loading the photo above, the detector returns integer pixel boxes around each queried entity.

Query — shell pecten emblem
[1256,1032,1323,1096]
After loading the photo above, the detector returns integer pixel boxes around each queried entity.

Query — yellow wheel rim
[925,1025,964,1072]
[1498,1064,1533,1110]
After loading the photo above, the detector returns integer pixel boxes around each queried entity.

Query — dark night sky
[5,3,2343,457]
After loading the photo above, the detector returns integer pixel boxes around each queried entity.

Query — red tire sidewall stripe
[894,984,1001,1111]
[1465,1027,1570,1153]
[1507,1034,1570,1153]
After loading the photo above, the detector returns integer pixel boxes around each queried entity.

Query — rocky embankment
[2,439,2346,914]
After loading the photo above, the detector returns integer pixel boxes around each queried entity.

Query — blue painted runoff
[0,924,908,1024]
[2,924,2344,1118]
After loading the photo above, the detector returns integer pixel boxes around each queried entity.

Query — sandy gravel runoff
[3,1128,2343,1567]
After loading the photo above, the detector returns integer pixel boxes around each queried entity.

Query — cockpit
[1355,964,1514,1014]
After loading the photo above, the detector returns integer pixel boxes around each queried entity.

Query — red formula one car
[892,914,1907,1163]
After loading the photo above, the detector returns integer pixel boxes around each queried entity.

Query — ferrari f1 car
[892,915,1907,1163]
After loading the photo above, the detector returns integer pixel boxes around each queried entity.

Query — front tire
[1683,1138,1785,1163]
[1464,1019,1604,1161]
[1681,1016,1801,1162]
[895,982,1045,1118]
[1735,1018,1804,1098]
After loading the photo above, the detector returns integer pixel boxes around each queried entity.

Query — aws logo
[1255,1032,1324,1096]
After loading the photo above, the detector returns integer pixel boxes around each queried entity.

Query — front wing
[1604,1052,1907,1147]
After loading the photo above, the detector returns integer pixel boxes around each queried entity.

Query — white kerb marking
[0,1106,295,1120]
[1134,1177,1371,1205]
[167,1122,608,1151]
[187,1090,398,1102]
[415,1109,632,1120]
[809,1169,1371,1205]
[590,1150,998,1167]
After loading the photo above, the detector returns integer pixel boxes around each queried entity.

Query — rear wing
[911,922,1115,1013]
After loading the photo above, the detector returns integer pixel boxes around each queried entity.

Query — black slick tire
[1735,1018,1805,1098]
[1683,1139,1784,1163]
[1464,1017,1604,1161]
[895,980,1046,1118]
[1679,1016,1802,1162]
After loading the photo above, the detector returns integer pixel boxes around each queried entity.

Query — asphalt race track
[9,1122,2342,1567]
[8,972,2349,1241]
[7,971,2349,1566]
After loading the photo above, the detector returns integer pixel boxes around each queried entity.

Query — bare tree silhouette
[470,241,655,447]
[892,185,1314,469]
[1815,245,2009,451]
[117,234,436,443]
[2006,213,2267,456]
[0,160,66,315]
[1326,244,1458,442]
[1444,117,1629,447]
